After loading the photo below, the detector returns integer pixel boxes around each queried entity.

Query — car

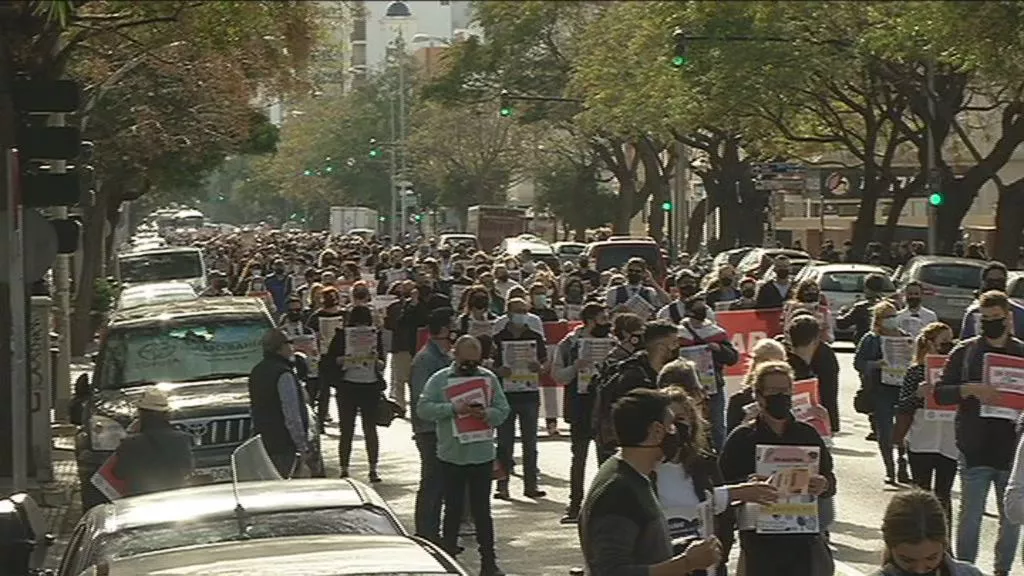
[892,256,989,331]
[795,263,900,339]
[760,258,820,283]
[498,234,559,270]
[347,228,377,242]
[1009,271,1024,307]
[68,297,324,509]
[736,248,811,279]
[57,479,409,576]
[117,246,207,293]
[584,238,667,283]
[115,282,197,311]
[552,241,587,264]
[438,233,480,252]
[73,534,470,576]
[712,247,756,270]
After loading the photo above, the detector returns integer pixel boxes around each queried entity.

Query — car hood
[95,378,251,423]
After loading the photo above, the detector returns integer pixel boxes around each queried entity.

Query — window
[119,252,202,283]
[919,264,984,290]
[821,272,895,293]
[592,244,662,274]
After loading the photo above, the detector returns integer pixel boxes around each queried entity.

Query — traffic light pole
[926,60,938,256]
[5,146,28,491]
[50,113,72,419]
[396,31,409,241]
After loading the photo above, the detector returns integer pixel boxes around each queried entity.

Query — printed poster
[923,355,955,421]
[679,345,717,395]
[791,378,831,438]
[716,308,784,378]
[467,319,494,338]
[899,315,927,338]
[881,336,915,386]
[502,340,539,392]
[753,444,820,534]
[443,377,494,444]
[91,452,127,501]
[578,338,614,394]
[623,293,655,319]
[343,326,377,368]
[980,353,1024,420]
[292,334,320,377]
[317,316,344,354]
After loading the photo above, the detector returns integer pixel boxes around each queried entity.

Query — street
[311,342,1007,576]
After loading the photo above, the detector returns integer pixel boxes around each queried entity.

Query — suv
[585,239,667,283]
[892,256,989,330]
[117,246,207,293]
[70,297,321,509]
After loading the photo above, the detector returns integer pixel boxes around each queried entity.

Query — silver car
[892,256,989,330]
[1010,272,1024,307]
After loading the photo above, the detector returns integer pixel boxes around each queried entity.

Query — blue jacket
[409,339,452,435]
[960,299,1024,339]
[265,274,293,313]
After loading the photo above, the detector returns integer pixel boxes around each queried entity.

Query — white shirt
[655,461,730,539]
[895,306,938,338]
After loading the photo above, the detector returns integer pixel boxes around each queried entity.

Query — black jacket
[835,296,879,343]
[777,335,842,433]
[248,353,308,455]
[113,422,194,497]
[754,281,792,310]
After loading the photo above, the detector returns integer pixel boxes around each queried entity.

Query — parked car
[795,263,899,340]
[69,297,323,510]
[584,238,667,283]
[552,241,587,265]
[497,234,560,270]
[712,247,756,270]
[115,282,197,311]
[437,233,480,253]
[736,248,811,279]
[892,256,989,331]
[57,479,407,576]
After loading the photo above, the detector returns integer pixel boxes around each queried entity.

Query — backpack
[589,351,639,446]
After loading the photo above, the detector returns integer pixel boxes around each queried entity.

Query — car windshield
[821,272,896,293]
[97,317,268,389]
[919,264,983,290]
[558,245,585,256]
[120,252,202,283]
[93,508,397,563]
[593,244,662,273]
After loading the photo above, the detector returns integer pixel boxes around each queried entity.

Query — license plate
[193,466,232,484]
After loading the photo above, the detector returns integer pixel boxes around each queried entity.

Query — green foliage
[91,277,119,314]
[532,149,615,233]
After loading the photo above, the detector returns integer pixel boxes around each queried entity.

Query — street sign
[754,179,804,191]
[752,162,805,176]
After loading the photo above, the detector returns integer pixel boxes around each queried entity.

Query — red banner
[715,308,784,378]
[981,353,1024,420]
[91,453,127,502]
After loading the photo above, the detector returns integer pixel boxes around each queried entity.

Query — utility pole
[388,85,398,241]
[396,30,408,241]
[51,113,71,419]
[925,59,938,255]
[674,141,688,257]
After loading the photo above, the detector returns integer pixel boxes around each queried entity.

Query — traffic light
[368,138,382,158]
[928,192,945,207]
[671,27,688,68]
[303,169,313,176]
[499,90,512,117]
[414,213,423,222]
[661,201,672,211]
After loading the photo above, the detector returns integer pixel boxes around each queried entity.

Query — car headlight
[89,415,127,451]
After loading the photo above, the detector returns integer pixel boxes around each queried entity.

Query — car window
[120,252,202,283]
[97,317,269,389]
[820,272,896,293]
[593,244,662,273]
[558,245,585,256]
[918,264,983,290]
[91,508,398,564]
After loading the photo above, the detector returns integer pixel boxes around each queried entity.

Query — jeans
[871,385,901,477]
[568,411,598,512]
[336,384,380,471]
[497,392,541,491]
[708,390,726,452]
[909,451,957,535]
[414,432,444,543]
[957,465,1019,573]
[441,459,497,564]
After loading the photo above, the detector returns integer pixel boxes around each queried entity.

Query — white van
[117,247,207,293]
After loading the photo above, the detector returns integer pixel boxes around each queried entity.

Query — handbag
[375,394,402,427]
[853,385,875,414]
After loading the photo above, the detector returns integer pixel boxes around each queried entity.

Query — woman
[855,300,912,485]
[457,285,497,360]
[787,279,835,344]
[726,338,788,434]
[561,277,586,320]
[871,490,982,576]
[892,322,956,531]
[324,304,386,483]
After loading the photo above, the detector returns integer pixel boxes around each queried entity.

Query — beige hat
[137,387,170,412]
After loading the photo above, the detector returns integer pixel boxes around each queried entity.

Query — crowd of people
[140,226,1024,576]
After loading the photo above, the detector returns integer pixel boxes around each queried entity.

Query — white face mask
[532,295,548,309]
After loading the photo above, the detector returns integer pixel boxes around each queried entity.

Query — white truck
[329,206,379,236]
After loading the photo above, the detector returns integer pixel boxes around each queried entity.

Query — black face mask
[905,296,922,308]
[591,323,612,338]
[659,425,682,461]
[286,310,302,321]
[470,296,488,310]
[627,272,645,284]
[496,274,509,281]
[393,262,403,269]
[801,293,819,304]
[741,288,756,298]
[936,341,954,355]
[323,298,338,308]
[675,420,693,445]
[679,285,697,299]
[984,278,1007,292]
[775,269,790,280]
[457,360,479,374]
[721,277,734,288]
[353,290,370,301]
[981,317,1008,340]
[688,306,708,322]
[274,266,285,274]
[452,270,463,277]
[761,393,792,420]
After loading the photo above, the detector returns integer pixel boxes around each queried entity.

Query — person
[871,490,984,576]
[248,329,314,477]
[658,360,705,413]
[528,282,562,436]
[305,285,346,425]
[783,313,841,435]
[726,338,788,433]
[933,290,1024,576]
[492,297,549,499]
[200,270,231,296]
[895,281,938,338]
[590,312,647,463]
[417,336,511,576]
[392,280,429,414]
[676,294,739,451]
[578,388,723,576]
[719,361,836,576]
[703,264,740,310]
[836,273,889,346]
[729,277,759,311]
[112,388,194,497]
[265,258,294,314]
[787,279,835,343]
[656,270,701,324]
[409,308,456,544]
[324,304,386,482]
[892,322,956,532]
[960,261,1024,338]
[606,257,669,317]
[457,285,498,359]
[754,255,794,309]
[552,302,611,524]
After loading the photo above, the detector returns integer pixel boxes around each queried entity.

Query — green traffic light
[499,107,512,117]
[661,201,672,211]
[929,192,944,207]
[369,149,380,158]
[671,55,687,67]
[303,169,312,176]
[325,166,333,173]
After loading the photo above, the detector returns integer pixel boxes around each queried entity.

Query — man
[754,254,794,309]
[492,297,549,499]
[392,280,428,414]
[960,261,1024,338]
[248,329,313,477]
[784,314,841,435]
[265,258,294,314]
[417,336,511,576]
[579,388,722,575]
[552,302,612,523]
[729,277,759,310]
[409,308,456,544]
[606,257,669,317]
[656,270,701,324]
[934,290,1024,576]
[704,264,741,310]
[492,264,520,311]
[577,256,601,288]
[112,387,194,498]
[200,270,231,297]
[836,273,889,345]
[895,280,938,338]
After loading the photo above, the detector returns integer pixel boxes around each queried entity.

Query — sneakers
[524,488,547,499]
[560,508,579,525]
[368,470,382,484]
[494,481,511,500]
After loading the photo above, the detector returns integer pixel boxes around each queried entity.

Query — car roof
[589,239,658,248]
[87,479,390,535]
[503,238,555,255]
[119,282,197,296]
[120,246,202,257]
[106,297,270,328]
[94,534,461,576]
[806,263,891,274]
[905,255,989,267]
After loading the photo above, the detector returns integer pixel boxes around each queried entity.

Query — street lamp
[385,0,413,240]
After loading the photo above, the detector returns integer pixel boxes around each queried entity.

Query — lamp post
[385,0,412,241]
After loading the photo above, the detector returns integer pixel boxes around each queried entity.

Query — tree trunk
[994,180,1024,265]
[70,181,113,356]
[878,178,919,249]
[613,177,637,234]
[686,198,707,254]
[934,170,975,255]
[849,163,883,259]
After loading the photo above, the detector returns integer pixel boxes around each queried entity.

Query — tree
[530,130,615,240]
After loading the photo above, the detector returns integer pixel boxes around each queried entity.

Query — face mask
[679,285,697,299]
[882,317,898,331]
[591,323,612,338]
[471,296,488,309]
[762,393,792,420]
[721,277,734,288]
[509,313,527,326]
[688,306,708,322]
[286,310,302,321]
[627,271,644,284]
[984,278,1007,292]
[353,290,370,301]
[532,295,548,309]
[801,293,819,304]
[496,273,509,281]
[887,563,939,576]
[393,262,403,269]
[905,296,922,308]
[741,288,756,298]
[274,266,285,274]
[981,317,1008,340]
[323,297,338,308]
[457,360,479,374]
[659,424,682,461]
[936,341,954,355]
[775,269,790,280]
[452,270,463,277]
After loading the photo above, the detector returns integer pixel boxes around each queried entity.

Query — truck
[466,205,528,252]
[329,206,379,236]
